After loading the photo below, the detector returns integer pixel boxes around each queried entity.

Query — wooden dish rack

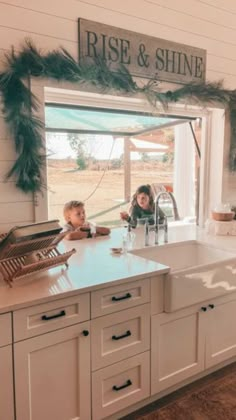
[0,232,76,287]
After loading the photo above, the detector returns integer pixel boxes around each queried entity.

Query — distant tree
[111,157,123,169]
[67,133,89,170]
[161,128,174,164]
[139,152,150,162]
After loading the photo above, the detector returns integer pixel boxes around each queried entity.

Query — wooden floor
[121,362,236,420]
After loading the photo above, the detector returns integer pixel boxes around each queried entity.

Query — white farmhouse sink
[129,240,235,271]
[129,240,236,311]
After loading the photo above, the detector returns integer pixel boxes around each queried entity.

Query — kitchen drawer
[91,278,150,318]
[0,313,12,347]
[91,304,150,370]
[92,351,150,420]
[13,293,90,341]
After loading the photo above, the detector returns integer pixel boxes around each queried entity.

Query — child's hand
[120,211,129,221]
[96,226,110,236]
[79,223,90,232]
[65,229,88,240]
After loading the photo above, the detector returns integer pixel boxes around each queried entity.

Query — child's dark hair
[131,184,154,209]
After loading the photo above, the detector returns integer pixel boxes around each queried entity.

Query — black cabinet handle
[113,379,132,391]
[200,306,207,312]
[208,304,215,309]
[82,330,89,336]
[41,310,66,321]
[112,330,131,340]
[112,293,132,302]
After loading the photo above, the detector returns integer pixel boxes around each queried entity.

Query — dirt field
[47,159,173,226]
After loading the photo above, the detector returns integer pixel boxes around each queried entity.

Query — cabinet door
[0,345,14,420]
[205,298,236,368]
[14,321,90,420]
[151,306,205,394]
[0,312,12,346]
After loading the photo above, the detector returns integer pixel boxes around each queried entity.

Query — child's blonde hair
[63,200,84,222]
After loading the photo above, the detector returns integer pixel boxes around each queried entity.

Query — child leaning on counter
[62,200,110,240]
[120,184,165,228]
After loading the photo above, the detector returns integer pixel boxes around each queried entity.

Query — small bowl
[211,211,235,222]
[110,247,123,255]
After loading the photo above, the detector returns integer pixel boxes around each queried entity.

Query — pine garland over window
[0,39,236,193]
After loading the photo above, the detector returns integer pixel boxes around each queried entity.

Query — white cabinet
[0,313,14,420]
[12,280,151,420]
[0,346,14,420]
[151,305,205,394]
[14,321,91,420]
[152,293,236,395]
[91,277,150,318]
[92,352,150,420]
[91,304,150,370]
[13,294,91,420]
[6,274,236,420]
[205,294,236,368]
[91,281,151,420]
[13,293,90,341]
[0,312,12,346]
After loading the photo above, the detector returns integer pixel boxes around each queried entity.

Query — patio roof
[45,104,195,136]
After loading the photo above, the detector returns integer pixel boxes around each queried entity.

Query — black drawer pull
[82,330,89,336]
[200,306,207,312]
[208,304,215,309]
[41,310,66,321]
[112,330,131,340]
[112,293,132,302]
[113,379,132,391]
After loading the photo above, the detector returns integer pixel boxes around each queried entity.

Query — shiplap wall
[0,0,236,231]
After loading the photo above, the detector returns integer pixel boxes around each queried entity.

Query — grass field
[47,159,173,227]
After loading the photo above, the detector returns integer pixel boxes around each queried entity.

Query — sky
[46,133,167,160]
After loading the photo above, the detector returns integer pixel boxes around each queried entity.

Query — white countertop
[1,223,236,314]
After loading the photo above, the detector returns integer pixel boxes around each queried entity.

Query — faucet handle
[154,221,159,245]
[164,216,168,243]
[144,219,150,246]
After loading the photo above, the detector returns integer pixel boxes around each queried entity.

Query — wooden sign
[78,19,206,85]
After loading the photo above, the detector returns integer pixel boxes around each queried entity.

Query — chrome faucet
[144,190,179,246]
[144,212,168,246]
[154,192,171,245]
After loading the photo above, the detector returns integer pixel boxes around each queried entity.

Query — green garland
[1,39,236,193]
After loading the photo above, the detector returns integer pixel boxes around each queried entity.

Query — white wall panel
[0,1,236,79]
[88,0,236,45]
[0,182,33,203]
[0,27,76,57]
[0,161,17,181]
[0,0,100,20]
[0,201,34,225]
[144,0,236,28]
[0,3,74,41]
[206,72,236,89]
[199,0,236,12]
[0,140,17,160]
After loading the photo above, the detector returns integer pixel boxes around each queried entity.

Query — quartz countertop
[1,223,236,313]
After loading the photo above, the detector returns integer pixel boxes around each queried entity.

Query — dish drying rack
[0,232,76,287]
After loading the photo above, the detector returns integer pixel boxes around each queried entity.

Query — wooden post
[124,137,131,202]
